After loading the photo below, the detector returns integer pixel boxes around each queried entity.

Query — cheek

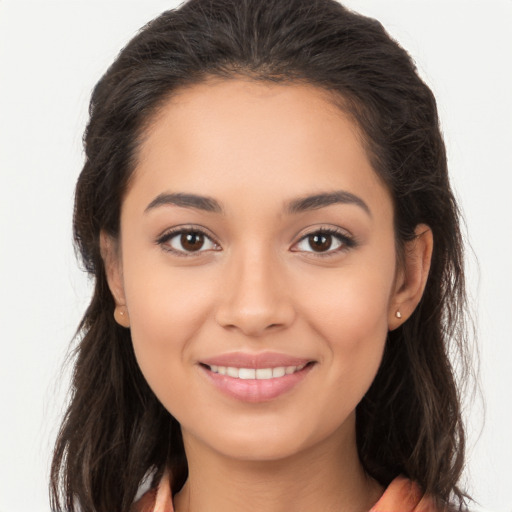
[299,260,395,393]
[121,260,216,393]
[128,277,209,341]
[305,266,393,344]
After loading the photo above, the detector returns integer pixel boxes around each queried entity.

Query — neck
[173,418,383,512]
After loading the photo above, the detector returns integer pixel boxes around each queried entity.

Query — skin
[102,79,433,512]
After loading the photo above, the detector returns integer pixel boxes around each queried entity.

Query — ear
[388,224,433,330]
[100,231,130,328]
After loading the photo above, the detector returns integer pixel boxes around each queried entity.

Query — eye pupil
[309,233,332,252]
[181,232,204,251]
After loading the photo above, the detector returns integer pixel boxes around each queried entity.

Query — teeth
[272,366,286,378]
[226,367,239,378]
[208,364,306,379]
[239,368,255,379]
[256,368,272,379]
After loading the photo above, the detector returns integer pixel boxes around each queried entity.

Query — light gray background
[1,1,511,511]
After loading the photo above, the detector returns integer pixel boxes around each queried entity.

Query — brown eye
[180,232,205,251]
[293,229,352,255]
[159,229,218,255]
[307,233,332,252]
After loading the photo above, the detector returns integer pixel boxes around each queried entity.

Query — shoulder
[370,476,440,512]
[132,469,174,512]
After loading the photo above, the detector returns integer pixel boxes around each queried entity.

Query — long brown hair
[51,1,472,510]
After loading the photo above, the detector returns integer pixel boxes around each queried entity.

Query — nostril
[214,291,296,336]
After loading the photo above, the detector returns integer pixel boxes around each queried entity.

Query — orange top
[133,471,438,512]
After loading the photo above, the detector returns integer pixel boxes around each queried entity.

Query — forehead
[128,78,391,217]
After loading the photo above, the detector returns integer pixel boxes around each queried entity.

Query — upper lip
[200,351,313,369]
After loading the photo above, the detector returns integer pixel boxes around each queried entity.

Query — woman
[50,0,471,510]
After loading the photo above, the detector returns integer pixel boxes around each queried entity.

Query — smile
[206,364,307,380]
[199,356,315,402]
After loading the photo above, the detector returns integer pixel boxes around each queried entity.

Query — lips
[200,352,312,369]
[198,352,315,402]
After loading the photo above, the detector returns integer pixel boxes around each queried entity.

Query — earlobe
[388,224,433,330]
[113,304,131,328]
[100,231,130,327]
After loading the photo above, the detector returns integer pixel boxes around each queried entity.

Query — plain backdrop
[1,1,511,511]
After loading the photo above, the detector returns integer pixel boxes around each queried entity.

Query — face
[104,79,425,462]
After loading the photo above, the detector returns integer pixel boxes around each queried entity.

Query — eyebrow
[145,193,223,213]
[144,190,371,217]
[286,191,371,217]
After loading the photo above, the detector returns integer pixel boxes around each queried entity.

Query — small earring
[114,305,130,328]
[395,310,402,319]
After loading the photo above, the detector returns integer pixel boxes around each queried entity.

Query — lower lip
[200,364,314,403]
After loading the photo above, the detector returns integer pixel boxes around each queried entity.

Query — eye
[293,228,355,254]
[157,228,219,255]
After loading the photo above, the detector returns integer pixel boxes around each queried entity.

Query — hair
[50,0,472,510]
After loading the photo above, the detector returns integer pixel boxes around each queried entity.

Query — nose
[214,248,296,337]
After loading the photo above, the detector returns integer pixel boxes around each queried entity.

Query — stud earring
[395,310,402,319]
[114,305,130,328]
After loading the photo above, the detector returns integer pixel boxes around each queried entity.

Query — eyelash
[155,226,356,257]
[156,226,220,257]
[293,227,357,257]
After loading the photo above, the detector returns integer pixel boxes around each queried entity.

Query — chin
[217,436,309,462]
[183,413,351,464]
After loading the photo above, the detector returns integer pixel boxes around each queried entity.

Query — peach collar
[134,471,437,512]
